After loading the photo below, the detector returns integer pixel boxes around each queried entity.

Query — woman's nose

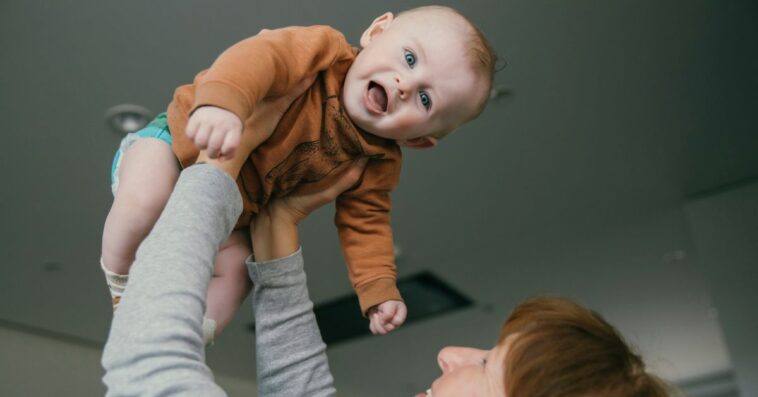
[437,347,488,374]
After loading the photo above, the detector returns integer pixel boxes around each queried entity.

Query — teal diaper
[110,113,173,195]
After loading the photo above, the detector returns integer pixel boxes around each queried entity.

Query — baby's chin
[343,104,422,143]
[342,100,376,133]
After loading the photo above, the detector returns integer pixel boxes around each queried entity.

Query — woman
[101,81,673,397]
[433,298,672,397]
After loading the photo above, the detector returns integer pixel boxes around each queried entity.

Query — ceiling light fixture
[104,104,153,134]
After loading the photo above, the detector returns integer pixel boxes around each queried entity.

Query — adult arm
[247,249,334,396]
[101,164,241,397]
[247,160,367,397]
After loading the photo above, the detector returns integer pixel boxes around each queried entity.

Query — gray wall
[0,326,259,396]
[686,181,758,397]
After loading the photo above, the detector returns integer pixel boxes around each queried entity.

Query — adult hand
[250,158,367,262]
[270,159,367,226]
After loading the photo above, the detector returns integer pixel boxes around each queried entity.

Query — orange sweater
[166,26,402,314]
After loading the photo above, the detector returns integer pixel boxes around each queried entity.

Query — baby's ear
[398,136,438,150]
[360,12,394,48]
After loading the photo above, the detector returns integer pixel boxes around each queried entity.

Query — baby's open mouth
[367,81,388,113]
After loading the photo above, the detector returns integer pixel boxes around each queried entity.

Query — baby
[101,5,495,343]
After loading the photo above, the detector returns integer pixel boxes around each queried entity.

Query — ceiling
[1,0,757,395]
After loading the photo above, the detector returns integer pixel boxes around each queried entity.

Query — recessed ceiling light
[104,104,153,134]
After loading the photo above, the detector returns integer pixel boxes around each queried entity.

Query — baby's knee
[213,259,253,299]
[215,231,252,275]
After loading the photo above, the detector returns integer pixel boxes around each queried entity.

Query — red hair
[499,297,674,397]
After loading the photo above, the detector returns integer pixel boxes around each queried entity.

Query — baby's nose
[394,76,410,99]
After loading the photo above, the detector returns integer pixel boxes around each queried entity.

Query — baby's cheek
[393,112,425,136]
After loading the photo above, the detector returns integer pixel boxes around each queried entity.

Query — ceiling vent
[248,271,473,345]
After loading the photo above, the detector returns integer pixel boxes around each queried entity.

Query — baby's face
[342,11,486,145]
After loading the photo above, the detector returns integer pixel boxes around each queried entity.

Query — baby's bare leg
[102,139,179,274]
[205,229,253,337]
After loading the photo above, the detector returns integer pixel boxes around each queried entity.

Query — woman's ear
[360,12,394,48]
[398,136,438,150]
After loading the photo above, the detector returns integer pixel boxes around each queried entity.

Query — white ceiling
[1,0,757,395]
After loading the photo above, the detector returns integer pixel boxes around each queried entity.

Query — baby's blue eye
[419,91,431,110]
[404,50,416,67]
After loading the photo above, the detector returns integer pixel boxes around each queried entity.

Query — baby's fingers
[379,304,397,322]
[369,317,379,335]
[186,117,198,139]
[372,320,389,335]
[369,312,387,335]
[380,309,399,334]
[391,303,407,327]
[206,129,226,158]
[194,123,212,149]
[220,129,241,159]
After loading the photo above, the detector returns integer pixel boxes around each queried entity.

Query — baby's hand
[367,300,407,335]
[186,106,243,159]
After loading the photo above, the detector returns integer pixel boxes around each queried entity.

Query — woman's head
[425,297,673,397]
[499,297,672,397]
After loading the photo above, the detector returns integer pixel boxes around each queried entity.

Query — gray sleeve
[247,249,336,397]
[101,164,242,397]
